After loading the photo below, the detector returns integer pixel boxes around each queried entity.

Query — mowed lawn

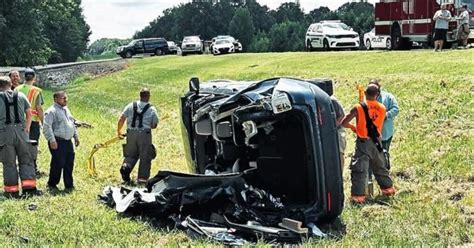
[0,50,473,246]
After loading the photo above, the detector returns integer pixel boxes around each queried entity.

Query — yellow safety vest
[15,84,42,122]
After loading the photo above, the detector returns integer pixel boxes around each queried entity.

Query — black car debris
[100,77,344,244]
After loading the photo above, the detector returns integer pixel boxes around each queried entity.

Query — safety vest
[354,100,385,139]
[16,84,41,122]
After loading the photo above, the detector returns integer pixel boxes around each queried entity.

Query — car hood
[324,29,358,36]
[214,43,234,49]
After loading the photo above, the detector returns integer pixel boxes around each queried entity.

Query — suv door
[134,40,145,54]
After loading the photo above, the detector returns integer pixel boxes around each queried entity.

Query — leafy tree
[229,8,255,51]
[0,0,90,66]
[0,1,52,66]
[248,31,270,52]
[268,21,305,52]
[272,3,305,24]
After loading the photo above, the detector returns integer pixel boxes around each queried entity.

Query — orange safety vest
[354,100,386,139]
[16,84,42,122]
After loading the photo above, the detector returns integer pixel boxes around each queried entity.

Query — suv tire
[125,50,132,58]
[306,39,314,51]
[155,48,163,56]
[323,39,330,51]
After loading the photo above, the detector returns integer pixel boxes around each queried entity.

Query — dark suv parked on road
[116,38,169,58]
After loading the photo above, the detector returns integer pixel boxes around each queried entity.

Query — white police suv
[305,20,359,51]
[363,28,392,50]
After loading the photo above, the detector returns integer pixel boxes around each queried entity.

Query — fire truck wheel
[391,26,402,50]
[323,39,330,51]
[365,39,372,50]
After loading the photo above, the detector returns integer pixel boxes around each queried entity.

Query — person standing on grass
[369,79,399,169]
[15,68,44,176]
[0,76,42,199]
[456,5,470,48]
[43,91,80,192]
[432,3,452,52]
[117,88,159,185]
[8,70,21,90]
[340,84,395,204]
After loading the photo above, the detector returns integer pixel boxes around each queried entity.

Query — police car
[363,28,392,50]
[305,20,360,51]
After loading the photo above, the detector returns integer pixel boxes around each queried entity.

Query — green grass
[1,50,473,246]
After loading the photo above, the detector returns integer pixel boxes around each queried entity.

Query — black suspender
[360,102,383,152]
[131,101,151,128]
[2,91,21,125]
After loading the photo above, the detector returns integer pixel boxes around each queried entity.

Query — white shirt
[458,10,469,24]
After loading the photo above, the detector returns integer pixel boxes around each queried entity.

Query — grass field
[1,50,473,246]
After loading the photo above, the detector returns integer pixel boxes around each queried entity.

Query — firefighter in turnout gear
[340,84,395,204]
[15,68,44,176]
[117,88,159,185]
[0,76,41,198]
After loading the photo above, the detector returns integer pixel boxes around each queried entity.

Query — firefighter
[456,5,470,48]
[0,76,41,198]
[340,84,395,204]
[15,68,44,176]
[117,88,159,185]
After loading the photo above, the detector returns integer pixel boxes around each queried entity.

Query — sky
[82,0,377,42]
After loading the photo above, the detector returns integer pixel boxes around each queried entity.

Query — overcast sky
[82,0,377,42]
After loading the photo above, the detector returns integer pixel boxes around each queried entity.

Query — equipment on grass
[86,135,125,176]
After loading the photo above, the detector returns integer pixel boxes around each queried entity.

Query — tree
[273,3,305,24]
[268,21,306,52]
[0,1,52,66]
[229,8,255,51]
[0,0,90,66]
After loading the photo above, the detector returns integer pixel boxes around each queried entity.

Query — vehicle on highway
[364,28,392,50]
[180,77,344,222]
[211,35,243,52]
[116,38,169,58]
[181,36,203,56]
[211,39,235,55]
[167,41,180,54]
[305,20,360,51]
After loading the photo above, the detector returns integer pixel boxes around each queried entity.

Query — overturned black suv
[99,77,344,244]
[180,77,344,223]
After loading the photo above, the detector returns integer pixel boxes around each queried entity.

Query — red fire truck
[374,0,468,49]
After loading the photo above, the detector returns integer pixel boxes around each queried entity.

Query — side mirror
[189,77,200,94]
[216,121,233,138]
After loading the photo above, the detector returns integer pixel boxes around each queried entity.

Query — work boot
[22,188,43,198]
[120,166,131,184]
[3,192,21,199]
[381,186,396,196]
[350,195,367,204]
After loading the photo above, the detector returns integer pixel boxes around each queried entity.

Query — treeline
[85,38,131,59]
[135,0,374,52]
[0,0,90,66]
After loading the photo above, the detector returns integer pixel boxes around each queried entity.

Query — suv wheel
[306,39,314,51]
[323,39,330,51]
[125,50,132,58]
[155,48,163,56]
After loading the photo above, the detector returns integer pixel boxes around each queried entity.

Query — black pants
[47,139,75,188]
[30,121,40,171]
